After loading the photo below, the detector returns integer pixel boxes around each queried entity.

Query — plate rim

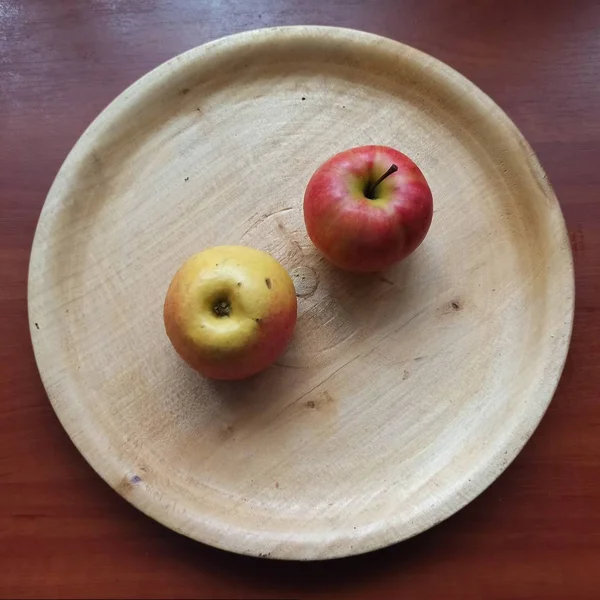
[28,25,575,560]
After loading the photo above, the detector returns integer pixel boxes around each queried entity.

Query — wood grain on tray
[2,1,600,598]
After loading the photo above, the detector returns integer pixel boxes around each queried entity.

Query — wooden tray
[28,27,574,560]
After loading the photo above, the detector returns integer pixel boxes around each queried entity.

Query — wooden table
[1,1,599,598]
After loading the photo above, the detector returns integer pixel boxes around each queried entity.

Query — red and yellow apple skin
[164,246,297,380]
[303,145,433,272]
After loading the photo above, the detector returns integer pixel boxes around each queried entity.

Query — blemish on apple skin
[34,322,39,330]
[180,88,190,95]
[237,282,242,287]
[255,318,261,324]
[301,96,306,101]
[451,300,462,311]
[403,369,410,380]
[306,400,316,409]
[130,475,142,484]
[265,278,272,289]
[184,177,189,182]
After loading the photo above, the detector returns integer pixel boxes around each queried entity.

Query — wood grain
[2,0,600,597]
[27,26,573,561]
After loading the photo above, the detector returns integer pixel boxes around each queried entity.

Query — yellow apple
[163,246,297,380]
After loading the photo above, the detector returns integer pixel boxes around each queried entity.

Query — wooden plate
[28,27,574,560]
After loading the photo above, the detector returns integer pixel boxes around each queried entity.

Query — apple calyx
[213,299,231,317]
[364,164,398,199]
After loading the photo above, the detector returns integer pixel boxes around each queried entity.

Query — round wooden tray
[28,27,574,560]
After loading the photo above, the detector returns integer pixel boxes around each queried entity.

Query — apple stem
[365,164,398,199]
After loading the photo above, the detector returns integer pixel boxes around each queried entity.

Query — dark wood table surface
[2,1,599,598]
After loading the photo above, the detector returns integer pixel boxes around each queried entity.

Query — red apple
[303,145,433,272]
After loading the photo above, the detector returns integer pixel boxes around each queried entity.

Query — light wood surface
[5,2,600,597]
[27,27,573,560]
